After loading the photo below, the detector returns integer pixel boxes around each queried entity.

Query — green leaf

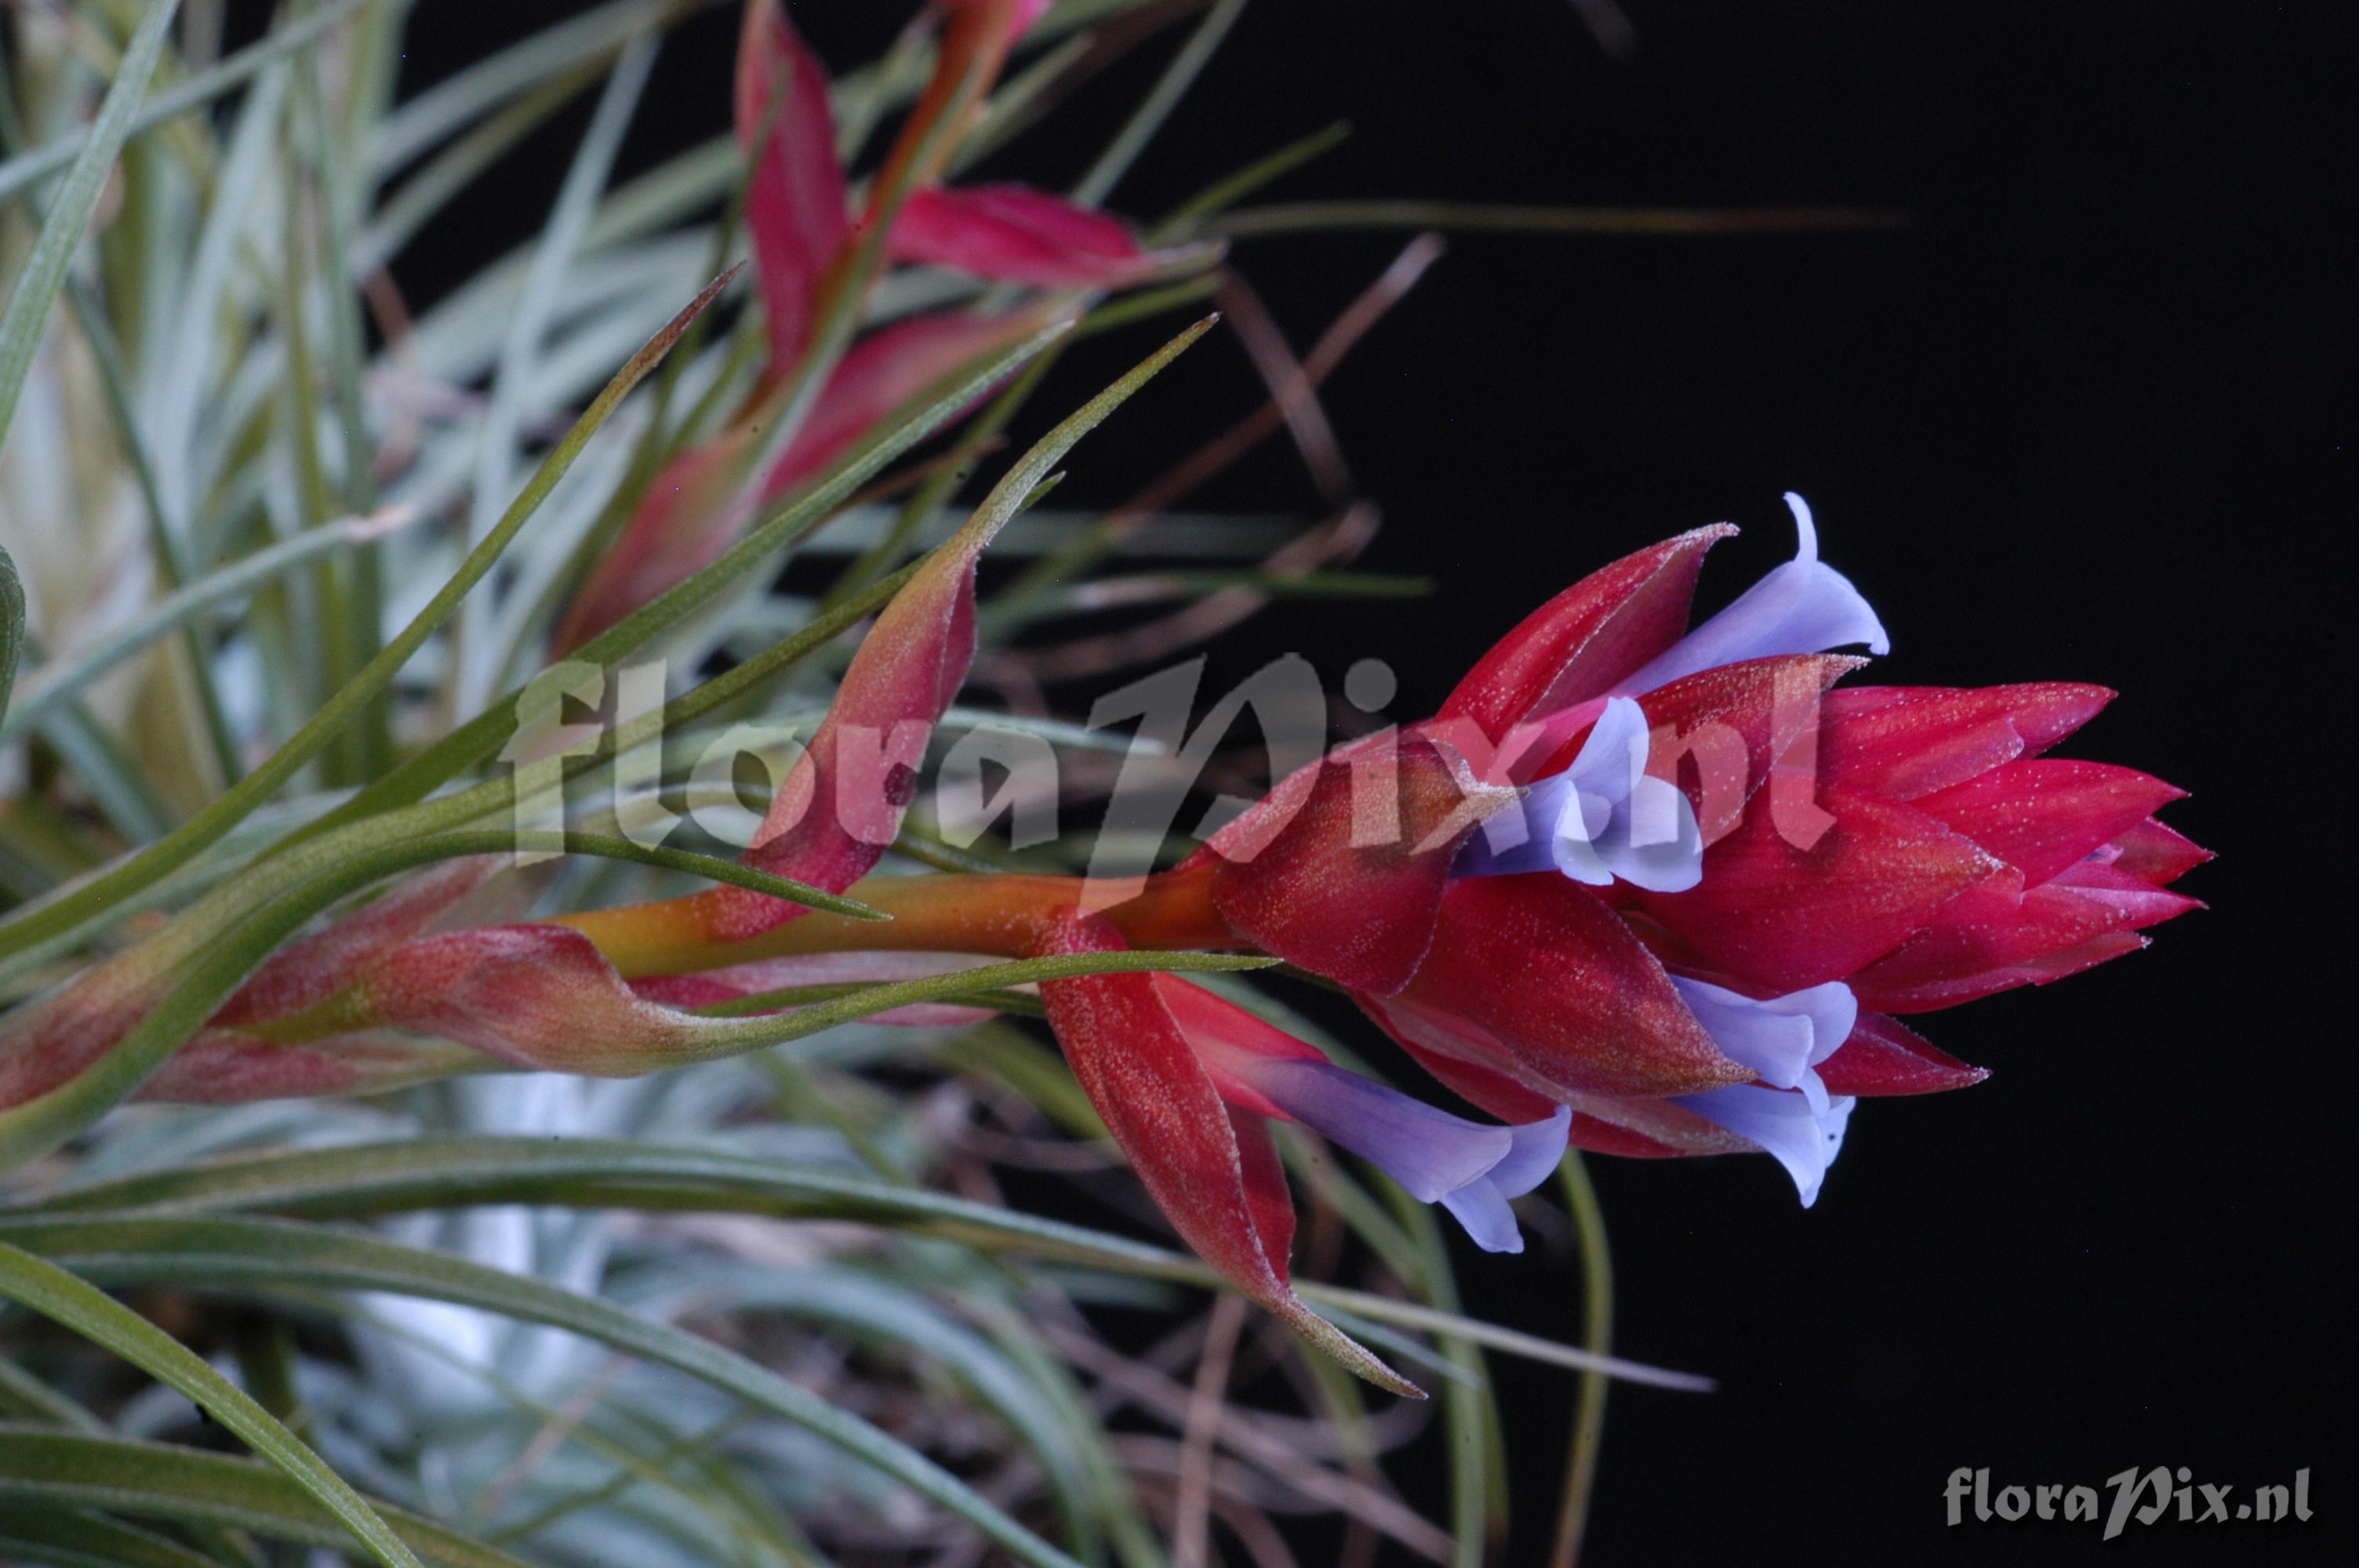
[0,1508,224,1568]
[0,1218,1089,1568]
[0,0,372,205]
[456,28,660,713]
[627,1261,1100,1545]
[0,1241,423,1568]
[0,1348,100,1432]
[1069,0,1246,208]
[0,0,184,456]
[17,1138,1714,1391]
[0,543,21,735]
[495,830,889,920]
[369,0,682,176]
[288,321,1072,848]
[0,513,414,743]
[0,1427,536,1568]
[1205,199,1912,241]
[0,266,736,964]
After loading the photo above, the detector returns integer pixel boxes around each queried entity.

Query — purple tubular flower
[1668,975,1859,1111]
[1672,1083,1856,1207]
[1230,1056,1572,1253]
[1666,973,1861,1204]
[1458,696,1705,891]
[1614,492,1891,697]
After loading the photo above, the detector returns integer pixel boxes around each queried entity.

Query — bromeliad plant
[0,2,2201,1566]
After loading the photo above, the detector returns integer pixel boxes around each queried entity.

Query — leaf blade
[0,1241,423,1568]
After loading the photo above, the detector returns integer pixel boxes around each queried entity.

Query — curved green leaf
[0,1215,1086,1568]
[0,265,735,964]
[0,0,371,205]
[0,1240,422,1568]
[0,543,21,735]
[0,1509,224,1568]
[0,0,184,457]
[0,1427,535,1568]
[16,1138,1713,1391]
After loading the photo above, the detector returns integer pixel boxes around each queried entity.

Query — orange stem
[558,861,1236,981]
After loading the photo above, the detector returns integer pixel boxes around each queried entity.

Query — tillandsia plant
[0,2,2203,1566]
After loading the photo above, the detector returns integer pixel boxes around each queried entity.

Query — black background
[369,2,2344,1560]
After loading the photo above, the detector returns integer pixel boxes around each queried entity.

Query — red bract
[551,307,1049,652]
[889,185,1214,289]
[1151,499,2205,1200]
[556,0,1212,651]
[1033,909,1417,1393]
[736,0,847,368]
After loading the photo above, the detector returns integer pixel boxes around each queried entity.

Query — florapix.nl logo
[1945,1467,2313,1540]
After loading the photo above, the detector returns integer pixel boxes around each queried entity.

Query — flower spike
[1034,910,1423,1396]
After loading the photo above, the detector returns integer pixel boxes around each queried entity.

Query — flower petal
[1669,1083,1856,1207]
[1459,697,1707,891]
[1174,975,1568,1254]
[1667,975,1857,1109]
[1616,494,1888,696]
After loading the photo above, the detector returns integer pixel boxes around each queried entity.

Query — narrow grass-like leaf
[0,1348,100,1432]
[456,29,660,713]
[1070,0,1247,208]
[323,1298,820,1565]
[147,60,289,552]
[0,543,20,734]
[458,829,889,921]
[0,1218,1089,1568]
[1208,199,1913,240]
[0,269,733,964]
[369,0,683,177]
[357,61,606,272]
[0,1428,536,1568]
[0,0,183,456]
[0,819,1256,1168]
[0,1508,225,1565]
[628,1261,1099,1542]
[0,1508,224,1568]
[287,321,1072,848]
[692,979,1046,1019]
[0,0,369,205]
[0,513,415,742]
[1549,1152,1614,1568]
[28,695,175,845]
[56,276,244,781]
[1149,120,1354,241]
[0,1240,423,1568]
[16,1138,1714,1390]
